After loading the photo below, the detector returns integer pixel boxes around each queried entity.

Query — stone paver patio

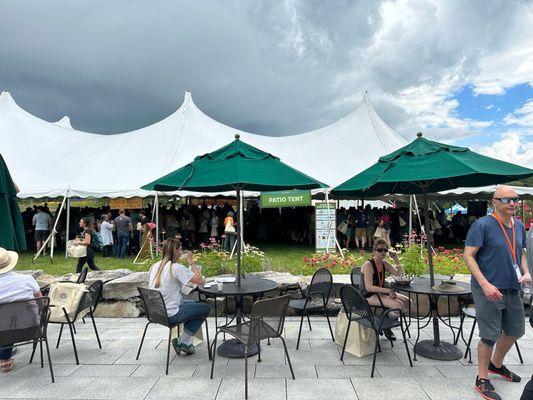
[1,316,531,399]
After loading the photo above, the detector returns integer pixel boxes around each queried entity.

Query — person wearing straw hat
[464,186,531,400]
[0,247,43,372]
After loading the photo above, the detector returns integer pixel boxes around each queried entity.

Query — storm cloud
[0,0,532,143]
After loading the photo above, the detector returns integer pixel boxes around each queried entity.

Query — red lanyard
[491,213,516,263]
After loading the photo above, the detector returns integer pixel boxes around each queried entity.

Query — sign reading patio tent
[315,202,336,253]
[109,197,143,210]
[260,190,311,208]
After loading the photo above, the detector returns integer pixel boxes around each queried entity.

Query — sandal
[1,359,14,373]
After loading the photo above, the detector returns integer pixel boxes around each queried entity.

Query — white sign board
[315,202,336,253]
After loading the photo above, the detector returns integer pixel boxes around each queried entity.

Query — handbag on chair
[334,309,376,357]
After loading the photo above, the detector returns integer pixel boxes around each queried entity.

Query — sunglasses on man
[493,197,520,204]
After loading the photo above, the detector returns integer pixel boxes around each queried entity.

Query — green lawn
[16,242,337,277]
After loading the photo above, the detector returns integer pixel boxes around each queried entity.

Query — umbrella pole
[422,187,435,287]
[236,189,242,287]
[408,195,413,246]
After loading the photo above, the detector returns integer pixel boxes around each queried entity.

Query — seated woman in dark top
[360,239,410,340]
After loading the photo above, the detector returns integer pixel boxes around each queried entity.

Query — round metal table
[392,278,471,361]
[199,278,278,359]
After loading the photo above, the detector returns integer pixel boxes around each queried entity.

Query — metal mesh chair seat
[340,285,412,377]
[211,295,294,399]
[219,320,279,344]
[46,280,103,365]
[350,267,362,289]
[0,297,54,382]
[288,268,335,349]
[136,287,211,375]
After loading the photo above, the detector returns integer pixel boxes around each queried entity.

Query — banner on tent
[109,197,143,210]
[315,202,336,253]
[260,190,311,208]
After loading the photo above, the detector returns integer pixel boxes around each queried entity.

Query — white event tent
[0,90,407,199]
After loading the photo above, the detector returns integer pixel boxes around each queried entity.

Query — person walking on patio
[0,247,43,373]
[148,238,209,355]
[464,185,531,400]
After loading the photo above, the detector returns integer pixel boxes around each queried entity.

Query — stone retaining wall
[22,268,485,318]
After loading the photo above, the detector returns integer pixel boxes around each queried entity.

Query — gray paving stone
[289,348,343,365]
[316,364,377,378]
[70,364,139,377]
[0,377,34,397]
[342,348,403,366]
[287,378,357,400]
[195,362,252,379]
[145,377,222,400]
[8,363,80,378]
[9,376,95,399]
[417,377,528,400]
[255,363,315,378]
[132,363,197,378]
[216,377,286,400]
[76,376,158,399]
[376,365,443,379]
[351,377,430,400]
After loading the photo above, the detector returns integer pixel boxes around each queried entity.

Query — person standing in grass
[464,186,530,400]
[75,217,100,273]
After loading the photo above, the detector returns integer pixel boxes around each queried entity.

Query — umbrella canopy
[332,132,533,198]
[142,135,326,192]
[142,135,325,287]
[0,153,26,251]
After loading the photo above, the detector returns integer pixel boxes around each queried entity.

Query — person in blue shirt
[463,186,531,400]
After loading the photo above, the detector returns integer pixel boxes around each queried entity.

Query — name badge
[513,262,522,281]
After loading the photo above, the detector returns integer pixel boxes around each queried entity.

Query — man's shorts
[355,228,366,239]
[366,225,375,236]
[34,230,50,242]
[471,284,525,342]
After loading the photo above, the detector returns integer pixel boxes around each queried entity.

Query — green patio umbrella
[142,134,326,285]
[0,153,27,251]
[331,132,533,360]
[332,132,533,284]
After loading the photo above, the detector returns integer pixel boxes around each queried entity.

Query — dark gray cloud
[0,0,531,139]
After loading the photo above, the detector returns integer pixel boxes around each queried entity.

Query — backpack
[91,231,103,251]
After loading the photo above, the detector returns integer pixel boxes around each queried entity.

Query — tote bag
[334,309,376,357]
[373,226,383,238]
[67,240,87,258]
[337,221,349,235]
[48,282,88,322]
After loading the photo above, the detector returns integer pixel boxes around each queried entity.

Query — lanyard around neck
[491,213,516,263]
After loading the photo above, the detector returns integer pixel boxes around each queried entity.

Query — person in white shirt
[32,207,52,256]
[148,238,209,354]
[99,215,114,258]
[0,247,43,372]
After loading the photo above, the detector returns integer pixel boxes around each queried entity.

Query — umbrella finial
[235,134,240,141]
[417,132,423,138]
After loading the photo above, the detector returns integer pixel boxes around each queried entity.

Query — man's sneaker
[488,361,522,382]
[179,342,195,355]
[171,338,181,355]
[475,376,501,400]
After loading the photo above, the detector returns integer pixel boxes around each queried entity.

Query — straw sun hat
[0,247,18,275]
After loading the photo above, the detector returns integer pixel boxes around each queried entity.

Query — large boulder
[85,269,133,285]
[18,270,43,279]
[103,271,149,300]
[93,300,142,318]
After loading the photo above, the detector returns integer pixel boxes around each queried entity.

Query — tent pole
[408,195,413,247]
[65,189,71,258]
[236,188,242,287]
[34,193,67,263]
[155,193,159,248]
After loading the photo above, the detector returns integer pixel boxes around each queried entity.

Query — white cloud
[503,99,533,127]
[477,131,533,168]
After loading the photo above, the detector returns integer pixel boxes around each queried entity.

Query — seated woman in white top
[0,247,43,372]
[148,238,209,355]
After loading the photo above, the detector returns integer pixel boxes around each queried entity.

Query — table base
[217,339,259,359]
[415,340,463,361]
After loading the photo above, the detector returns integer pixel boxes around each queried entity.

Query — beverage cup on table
[217,282,223,291]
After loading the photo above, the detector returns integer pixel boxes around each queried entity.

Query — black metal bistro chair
[44,280,103,364]
[210,295,294,400]
[287,268,335,350]
[339,285,412,377]
[136,287,211,375]
[455,303,524,364]
[350,267,362,289]
[0,297,54,382]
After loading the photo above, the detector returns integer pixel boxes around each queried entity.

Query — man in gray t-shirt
[32,207,52,255]
[114,209,132,259]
